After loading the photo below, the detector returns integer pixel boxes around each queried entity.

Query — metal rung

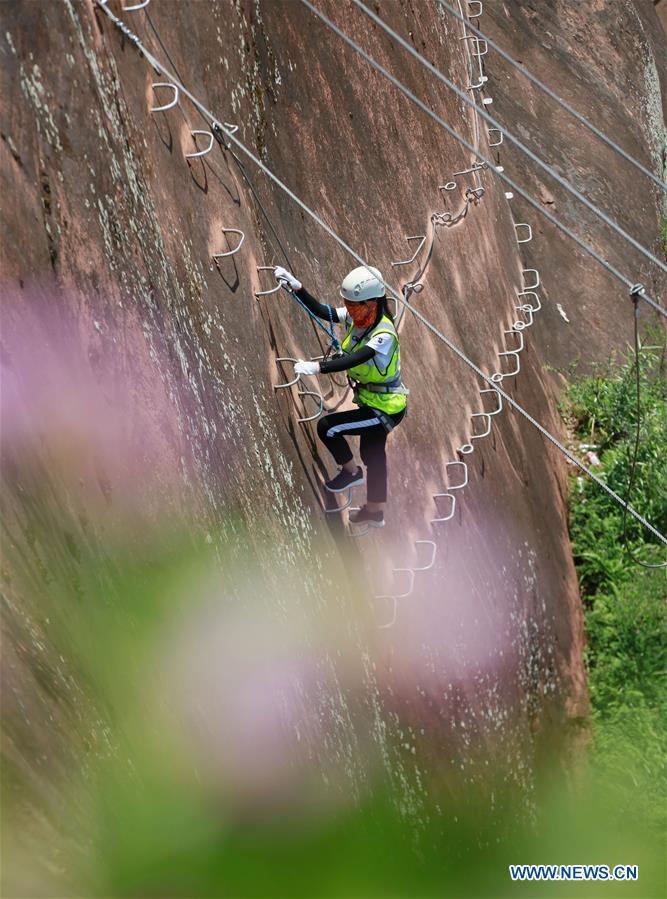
[391,235,426,268]
[327,490,353,515]
[454,162,486,176]
[404,280,424,294]
[122,0,150,9]
[150,82,178,112]
[503,328,525,353]
[439,181,458,192]
[392,568,415,599]
[274,357,300,390]
[514,304,534,327]
[376,595,398,629]
[447,460,468,490]
[488,128,503,147]
[497,349,521,377]
[514,223,533,244]
[522,268,540,290]
[431,492,456,523]
[467,0,483,17]
[185,130,215,158]
[517,290,541,312]
[460,35,488,57]
[212,119,240,137]
[413,539,437,571]
[479,387,503,416]
[212,228,244,259]
[482,97,493,105]
[296,389,323,423]
[468,75,489,90]
[471,411,492,440]
[255,265,281,297]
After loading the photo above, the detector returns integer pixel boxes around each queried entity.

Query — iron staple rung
[212,228,245,259]
[150,82,178,112]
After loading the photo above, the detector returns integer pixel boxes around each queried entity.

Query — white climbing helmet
[339,265,385,302]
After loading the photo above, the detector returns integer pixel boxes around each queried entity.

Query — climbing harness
[341,313,407,416]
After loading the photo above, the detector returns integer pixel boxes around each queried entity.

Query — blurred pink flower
[1,284,201,527]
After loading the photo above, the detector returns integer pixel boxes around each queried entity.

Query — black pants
[317,405,406,503]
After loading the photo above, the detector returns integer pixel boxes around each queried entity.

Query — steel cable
[300,0,665,318]
[94,0,667,546]
[349,0,667,275]
[436,0,667,194]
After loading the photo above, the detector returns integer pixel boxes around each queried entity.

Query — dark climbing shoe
[348,506,385,528]
[325,466,364,493]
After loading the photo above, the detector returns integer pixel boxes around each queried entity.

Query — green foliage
[565,341,664,451]
[567,343,666,591]
[584,573,667,710]
[564,345,667,831]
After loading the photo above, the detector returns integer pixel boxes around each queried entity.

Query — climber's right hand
[274,266,302,292]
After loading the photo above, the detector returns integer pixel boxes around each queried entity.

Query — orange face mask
[345,299,377,329]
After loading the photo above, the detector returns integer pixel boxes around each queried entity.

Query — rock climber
[274,264,408,529]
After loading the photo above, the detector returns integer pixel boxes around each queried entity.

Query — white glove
[274,265,302,292]
[294,359,320,376]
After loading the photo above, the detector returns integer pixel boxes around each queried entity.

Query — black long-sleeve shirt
[294,287,375,374]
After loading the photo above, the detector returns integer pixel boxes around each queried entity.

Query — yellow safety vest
[341,314,407,415]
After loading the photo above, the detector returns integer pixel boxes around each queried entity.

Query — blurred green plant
[565,340,666,590]
[3,330,666,897]
[563,342,667,834]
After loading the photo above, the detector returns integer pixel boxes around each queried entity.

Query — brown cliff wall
[1,0,664,887]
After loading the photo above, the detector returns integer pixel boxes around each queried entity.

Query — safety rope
[286,284,340,352]
[299,0,666,319]
[93,1,667,547]
[436,0,667,194]
[349,0,666,276]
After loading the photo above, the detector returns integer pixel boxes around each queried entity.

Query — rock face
[1,0,664,888]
